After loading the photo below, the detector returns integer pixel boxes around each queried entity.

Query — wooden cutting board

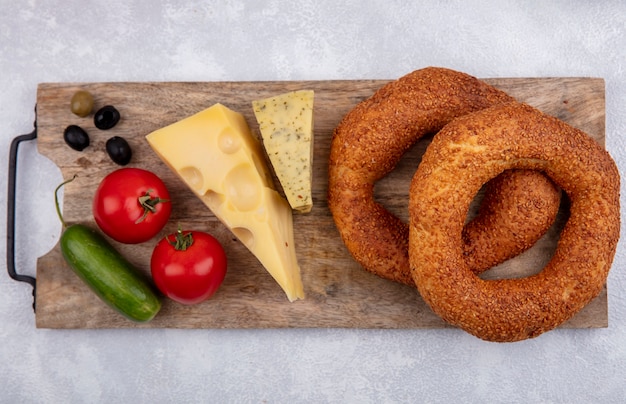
[33,76,608,329]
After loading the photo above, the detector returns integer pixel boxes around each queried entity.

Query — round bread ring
[408,101,620,342]
[328,67,561,286]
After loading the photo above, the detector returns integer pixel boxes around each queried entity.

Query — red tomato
[150,229,227,305]
[93,168,171,244]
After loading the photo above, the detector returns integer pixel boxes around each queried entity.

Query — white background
[1,1,625,402]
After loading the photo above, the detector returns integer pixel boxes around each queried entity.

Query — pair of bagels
[328,67,619,342]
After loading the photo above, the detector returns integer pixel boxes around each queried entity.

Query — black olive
[63,125,90,151]
[106,136,132,165]
[94,105,121,130]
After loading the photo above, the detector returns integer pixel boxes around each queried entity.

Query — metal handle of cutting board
[6,110,37,312]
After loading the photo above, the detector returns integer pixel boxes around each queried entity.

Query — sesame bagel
[328,67,561,286]
[408,101,620,342]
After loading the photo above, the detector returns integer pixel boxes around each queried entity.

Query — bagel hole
[476,186,569,281]
[374,134,434,222]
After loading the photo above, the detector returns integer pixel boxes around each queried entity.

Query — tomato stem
[136,190,169,224]
[168,227,194,251]
[54,175,77,228]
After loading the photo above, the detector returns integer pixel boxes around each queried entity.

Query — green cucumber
[56,176,161,322]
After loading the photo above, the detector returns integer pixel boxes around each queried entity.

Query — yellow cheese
[252,90,314,213]
[145,103,304,302]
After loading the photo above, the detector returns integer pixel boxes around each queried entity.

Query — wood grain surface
[33,76,608,329]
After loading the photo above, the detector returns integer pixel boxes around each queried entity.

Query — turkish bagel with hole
[409,101,620,342]
[328,67,562,286]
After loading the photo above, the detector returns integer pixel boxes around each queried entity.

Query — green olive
[70,90,94,117]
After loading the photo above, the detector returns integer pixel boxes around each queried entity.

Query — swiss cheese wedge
[145,103,304,302]
[252,90,314,213]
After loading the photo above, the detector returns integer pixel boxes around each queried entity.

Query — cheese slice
[252,90,314,213]
[145,103,304,302]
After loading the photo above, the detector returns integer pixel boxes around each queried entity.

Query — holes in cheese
[218,127,241,154]
[224,164,262,212]
[204,190,226,212]
[179,166,203,191]
[232,227,254,249]
[145,103,304,302]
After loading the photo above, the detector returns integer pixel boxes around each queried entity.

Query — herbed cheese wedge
[252,90,314,213]
[145,103,304,302]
